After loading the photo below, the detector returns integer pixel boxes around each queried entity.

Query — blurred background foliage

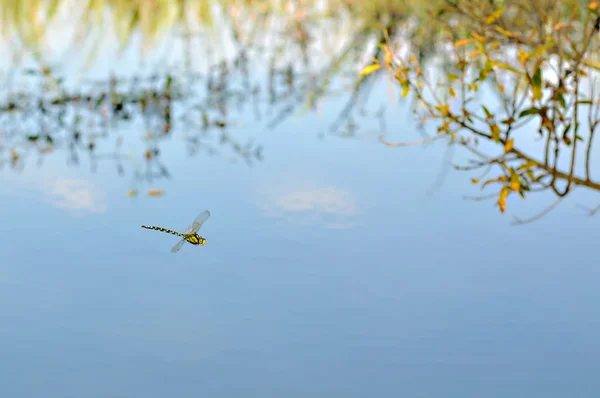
[1,0,599,222]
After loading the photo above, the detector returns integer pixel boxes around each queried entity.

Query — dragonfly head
[199,236,207,246]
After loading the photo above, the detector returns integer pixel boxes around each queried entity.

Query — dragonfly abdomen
[141,225,184,237]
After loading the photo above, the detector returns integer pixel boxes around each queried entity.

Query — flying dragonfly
[141,210,211,253]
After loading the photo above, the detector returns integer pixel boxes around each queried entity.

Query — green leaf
[519,107,540,117]
[529,41,555,59]
[526,169,534,180]
[478,68,489,82]
[482,105,493,119]
[532,67,543,101]
[489,61,521,74]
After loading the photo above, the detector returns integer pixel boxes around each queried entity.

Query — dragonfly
[141,210,211,253]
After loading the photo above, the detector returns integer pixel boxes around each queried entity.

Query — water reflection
[257,178,359,229]
[2,1,598,222]
[44,177,108,213]
[0,2,599,398]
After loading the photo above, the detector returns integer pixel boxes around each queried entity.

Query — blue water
[0,18,599,398]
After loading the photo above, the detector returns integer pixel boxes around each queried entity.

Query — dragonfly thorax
[185,233,206,246]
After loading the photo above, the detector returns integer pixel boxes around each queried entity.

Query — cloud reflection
[257,179,359,229]
[2,171,107,214]
[43,177,107,213]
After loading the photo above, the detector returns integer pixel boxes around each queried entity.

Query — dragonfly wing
[171,238,186,253]
[190,210,211,233]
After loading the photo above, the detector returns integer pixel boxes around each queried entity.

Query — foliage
[4,0,600,222]
[0,1,419,197]
[0,0,441,58]
[365,0,600,223]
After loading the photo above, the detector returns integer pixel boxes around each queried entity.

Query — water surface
[0,9,599,398]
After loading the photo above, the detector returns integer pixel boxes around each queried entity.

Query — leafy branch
[363,0,600,221]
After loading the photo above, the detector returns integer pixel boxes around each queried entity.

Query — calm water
[0,15,599,398]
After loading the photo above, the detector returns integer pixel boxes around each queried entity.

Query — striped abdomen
[141,225,184,237]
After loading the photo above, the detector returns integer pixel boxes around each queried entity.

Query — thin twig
[575,203,600,217]
[511,196,564,225]
[463,192,498,201]
[378,134,443,147]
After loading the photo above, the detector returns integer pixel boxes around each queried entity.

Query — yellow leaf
[529,42,554,59]
[485,8,504,24]
[455,38,472,47]
[360,63,380,76]
[147,189,164,197]
[471,178,479,184]
[470,31,485,42]
[510,177,521,192]
[494,26,515,38]
[498,84,505,94]
[590,1,598,10]
[437,120,451,133]
[504,138,514,153]
[127,189,138,197]
[435,104,451,116]
[498,187,509,213]
[489,41,501,50]
[469,49,483,59]
[489,61,521,74]
[383,46,392,66]
[517,160,538,170]
[498,201,507,213]
[518,50,529,65]
[394,71,406,84]
[401,83,410,98]
[449,87,456,98]
[582,58,600,71]
[491,124,501,142]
